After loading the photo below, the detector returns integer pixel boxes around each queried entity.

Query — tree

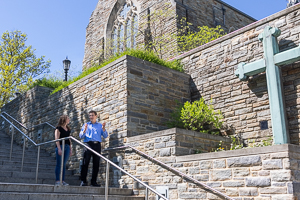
[138,4,176,59]
[177,19,226,53]
[0,31,50,108]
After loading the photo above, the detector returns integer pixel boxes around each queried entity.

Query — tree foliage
[177,18,226,53]
[138,4,176,59]
[0,31,50,108]
[137,4,226,59]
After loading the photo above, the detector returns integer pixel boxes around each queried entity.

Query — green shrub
[168,98,223,135]
[29,77,64,89]
[166,100,185,129]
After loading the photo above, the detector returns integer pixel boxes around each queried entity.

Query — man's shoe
[91,182,101,187]
[80,181,88,186]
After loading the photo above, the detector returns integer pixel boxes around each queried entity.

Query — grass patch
[36,49,183,94]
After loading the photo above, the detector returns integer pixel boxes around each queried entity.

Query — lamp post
[63,57,71,81]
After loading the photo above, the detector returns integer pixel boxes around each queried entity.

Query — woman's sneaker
[55,181,61,186]
[62,181,69,186]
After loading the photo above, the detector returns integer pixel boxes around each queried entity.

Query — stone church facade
[82,0,256,70]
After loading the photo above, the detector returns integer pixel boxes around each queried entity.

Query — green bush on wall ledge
[168,98,224,135]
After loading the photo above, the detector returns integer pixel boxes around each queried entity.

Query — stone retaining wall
[119,142,300,199]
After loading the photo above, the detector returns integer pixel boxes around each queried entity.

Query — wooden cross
[235,26,300,144]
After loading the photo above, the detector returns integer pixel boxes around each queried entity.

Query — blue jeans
[55,144,70,181]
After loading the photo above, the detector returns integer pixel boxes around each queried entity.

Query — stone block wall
[176,0,255,33]
[126,128,232,156]
[174,4,300,145]
[119,140,300,199]
[126,59,190,137]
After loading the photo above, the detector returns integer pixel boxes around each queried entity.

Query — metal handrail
[0,114,168,200]
[2,111,55,130]
[2,112,29,131]
[104,145,234,200]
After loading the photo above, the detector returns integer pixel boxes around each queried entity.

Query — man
[79,110,108,186]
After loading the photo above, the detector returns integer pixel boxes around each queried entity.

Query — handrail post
[36,146,40,183]
[10,126,14,161]
[60,139,65,185]
[145,188,148,200]
[105,161,109,200]
[21,136,26,172]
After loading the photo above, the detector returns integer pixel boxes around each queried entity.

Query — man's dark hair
[89,110,97,116]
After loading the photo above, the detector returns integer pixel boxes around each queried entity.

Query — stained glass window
[112,1,138,53]
[120,4,130,19]
[113,28,118,54]
[126,20,131,49]
[133,15,138,48]
[119,24,124,51]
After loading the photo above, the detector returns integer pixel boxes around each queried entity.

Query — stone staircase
[0,131,144,200]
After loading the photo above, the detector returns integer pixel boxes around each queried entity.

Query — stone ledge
[126,128,231,143]
[176,144,300,163]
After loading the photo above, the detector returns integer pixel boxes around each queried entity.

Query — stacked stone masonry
[120,139,300,200]
[176,4,300,145]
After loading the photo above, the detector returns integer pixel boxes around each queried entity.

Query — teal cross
[235,26,300,144]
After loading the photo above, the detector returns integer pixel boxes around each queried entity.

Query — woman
[54,115,72,186]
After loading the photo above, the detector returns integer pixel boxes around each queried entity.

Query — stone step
[0,154,55,162]
[0,183,134,195]
[0,159,57,168]
[0,176,81,185]
[0,148,52,158]
[0,165,74,174]
[0,192,144,200]
[0,171,77,180]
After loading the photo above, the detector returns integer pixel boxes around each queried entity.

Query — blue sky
[0,0,288,79]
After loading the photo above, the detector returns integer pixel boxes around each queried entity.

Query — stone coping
[171,4,300,60]
[176,143,300,163]
[126,128,232,143]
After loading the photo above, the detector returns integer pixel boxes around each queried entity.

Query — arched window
[119,24,124,50]
[126,20,131,48]
[133,15,138,48]
[113,28,118,54]
[112,1,138,53]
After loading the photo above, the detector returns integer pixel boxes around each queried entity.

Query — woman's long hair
[57,115,71,131]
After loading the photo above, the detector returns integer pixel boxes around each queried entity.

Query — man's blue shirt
[79,121,108,142]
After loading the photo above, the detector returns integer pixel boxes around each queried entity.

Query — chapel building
[83,0,256,70]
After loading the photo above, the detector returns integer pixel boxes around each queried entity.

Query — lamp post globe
[63,57,71,81]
